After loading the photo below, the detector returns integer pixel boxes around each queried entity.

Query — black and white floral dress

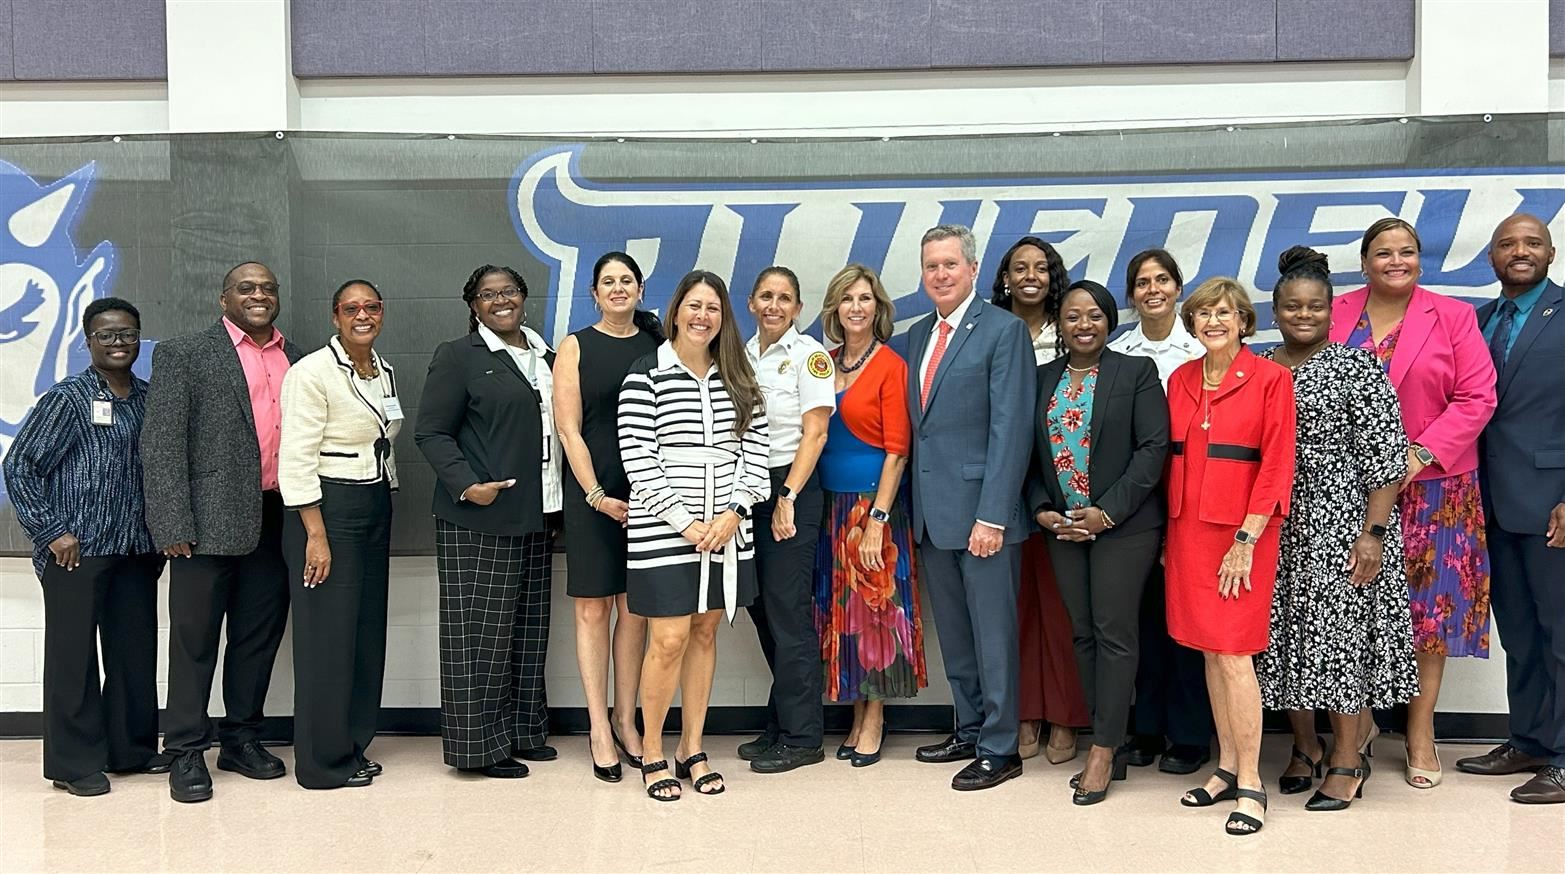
[1255,343,1421,712]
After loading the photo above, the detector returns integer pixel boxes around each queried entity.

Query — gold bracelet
[1097,506,1116,528]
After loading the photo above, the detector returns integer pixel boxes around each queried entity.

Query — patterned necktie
[1488,299,1518,371]
[921,321,953,409]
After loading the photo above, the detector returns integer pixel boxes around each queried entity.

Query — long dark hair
[990,236,1069,319]
[667,270,763,436]
[461,264,526,334]
[592,251,664,341]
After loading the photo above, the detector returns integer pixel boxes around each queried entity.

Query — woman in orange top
[813,264,927,768]
[1165,278,1296,837]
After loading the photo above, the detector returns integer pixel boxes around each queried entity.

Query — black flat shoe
[1181,768,1238,807]
[1159,744,1211,775]
[108,752,174,775]
[217,741,286,780]
[52,772,110,797]
[738,732,779,762]
[1123,736,1165,768]
[513,745,558,762]
[916,734,977,764]
[750,743,825,774]
[359,759,383,778]
[1226,788,1268,836]
[675,751,725,795]
[1280,734,1325,795]
[641,759,681,802]
[1306,754,1369,811]
[169,751,213,803]
[594,760,623,783]
[459,758,529,779]
[952,755,1023,791]
[343,769,374,788]
[611,727,643,770]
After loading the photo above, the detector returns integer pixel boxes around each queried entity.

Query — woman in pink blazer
[1329,217,1498,790]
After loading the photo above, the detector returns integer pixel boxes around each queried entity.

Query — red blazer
[1329,286,1495,480]
[1166,346,1296,526]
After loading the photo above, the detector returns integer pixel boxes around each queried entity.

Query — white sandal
[1405,742,1443,788]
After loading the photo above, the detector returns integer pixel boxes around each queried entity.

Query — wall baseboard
[0,706,1510,744]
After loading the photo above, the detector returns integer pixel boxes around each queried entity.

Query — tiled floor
[1,735,1559,873]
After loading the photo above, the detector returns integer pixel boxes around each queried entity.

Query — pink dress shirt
[223,317,291,491]
[1328,286,1496,480]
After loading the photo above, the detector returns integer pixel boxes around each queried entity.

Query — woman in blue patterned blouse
[3,298,165,797]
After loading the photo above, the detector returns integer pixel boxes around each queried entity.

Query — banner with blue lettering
[2,116,1561,551]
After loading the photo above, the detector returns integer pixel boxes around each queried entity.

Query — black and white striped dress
[619,342,771,618]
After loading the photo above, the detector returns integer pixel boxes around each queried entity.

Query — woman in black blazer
[415,264,561,778]
[1027,280,1170,805]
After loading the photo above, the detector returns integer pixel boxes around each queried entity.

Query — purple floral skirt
[1402,471,1490,658]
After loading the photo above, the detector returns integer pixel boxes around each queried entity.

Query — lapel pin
[1236,371,1245,378]
[1544,308,1555,318]
[966,323,974,330]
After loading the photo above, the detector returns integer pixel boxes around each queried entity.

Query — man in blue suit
[905,225,1036,791]
[1457,213,1565,804]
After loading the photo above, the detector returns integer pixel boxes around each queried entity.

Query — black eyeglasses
[89,329,141,346]
[335,301,384,318]
[475,287,524,303]
[225,281,281,297]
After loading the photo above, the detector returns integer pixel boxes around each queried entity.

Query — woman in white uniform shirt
[739,266,837,774]
[1107,248,1214,776]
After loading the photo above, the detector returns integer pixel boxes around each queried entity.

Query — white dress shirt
[746,325,836,468]
[1108,318,1204,387]
[1031,321,1060,365]
[477,322,562,513]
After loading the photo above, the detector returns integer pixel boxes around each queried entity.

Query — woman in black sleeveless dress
[554,252,662,782]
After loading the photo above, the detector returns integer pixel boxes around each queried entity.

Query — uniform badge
[806,351,833,379]
[779,359,791,374]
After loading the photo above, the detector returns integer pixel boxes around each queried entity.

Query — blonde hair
[1180,277,1257,340]
[820,264,895,344]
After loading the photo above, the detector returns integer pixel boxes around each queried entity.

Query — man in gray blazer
[905,225,1036,791]
[141,261,303,803]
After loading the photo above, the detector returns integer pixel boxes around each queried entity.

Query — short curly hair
[1180,277,1257,340]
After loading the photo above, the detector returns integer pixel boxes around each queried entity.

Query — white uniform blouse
[745,325,836,469]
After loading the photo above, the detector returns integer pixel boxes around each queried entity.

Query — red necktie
[921,321,953,409]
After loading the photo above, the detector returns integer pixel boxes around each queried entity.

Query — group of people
[6,211,1561,836]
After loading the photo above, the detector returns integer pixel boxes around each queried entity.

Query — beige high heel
[1019,721,1041,760]
[1405,742,1443,788]
[1045,726,1078,765]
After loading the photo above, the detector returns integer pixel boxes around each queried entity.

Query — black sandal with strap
[675,752,726,796]
[1181,768,1239,807]
[641,759,681,802]
[1280,734,1325,795]
[1305,753,1371,812]
[1225,788,1268,836]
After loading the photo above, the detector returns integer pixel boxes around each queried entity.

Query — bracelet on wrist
[584,485,606,509]
[1097,507,1116,528]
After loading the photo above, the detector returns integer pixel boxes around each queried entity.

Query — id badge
[382,395,405,421]
[91,400,114,427]
[541,413,554,464]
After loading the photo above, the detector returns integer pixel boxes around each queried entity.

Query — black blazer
[1478,280,1565,535]
[415,332,556,537]
[1026,349,1170,538]
[141,321,304,555]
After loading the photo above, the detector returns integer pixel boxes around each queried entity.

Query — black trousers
[1489,525,1565,767]
[40,554,163,781]
[747,466,825,747]
[436,519,555,769]
[162,490,292,753]
[1049,528,1161,749]
[283,482,392,788]
[1132,562,1214,748]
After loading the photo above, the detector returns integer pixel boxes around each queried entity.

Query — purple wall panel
[1277,0,1413,61]
[931,0,1101,68]
[592,0,760,73]
[1101,0,1277,65]
[424,1,592,75]
[761,0,930,71]
[291,0,427,77]
[1552,0,1564,57]
[0,0,13,80]
[12,0,166,80]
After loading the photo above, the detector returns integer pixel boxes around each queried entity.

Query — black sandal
[641,759,681,802]
[1225,788,1268,835]
[675,751,725,796]
[1279,734,1325,795]
[1181,768,1239,807]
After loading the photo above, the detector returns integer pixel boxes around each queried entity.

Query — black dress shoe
[513,745,558,762]
[750,743,825,774]
[343,769,374,788]
[1159,744,1211,775]
[1123,736,1165,768]
[217,741,286,780]
[835,742,856,760]
[169,751,214,803]
[1456,743,1550,776]
[460,758,530,778]
[738,732,780,762]
[358,758,383,777]
[51,771,110,797]
[916,735,977,764]
[108,752,175,775]
[952,755,1023,791]
[594,760,624,783]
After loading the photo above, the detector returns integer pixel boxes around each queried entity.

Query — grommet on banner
[750,138,758,144]
[447,134,456,140]
[1483,114,1493,123]
[275,131,285,139]
[112,136,122,143]
[1399,117,1408,124]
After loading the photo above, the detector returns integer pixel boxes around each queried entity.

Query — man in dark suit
[905,225,1036,791]
[142,261,303,803]
[1457,214,1565,804]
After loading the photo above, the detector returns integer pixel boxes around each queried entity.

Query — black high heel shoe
[851,724,888,768]
[1225,788,1268,836]
[1305,754,1370,811]
[611,726,643,770]
[1072,748,1129,806]
[836,741,856,760]
[1180,768,1239,807]
[593,758,623,783]
[1279,734,1325,795]
[1069,747,1130,789]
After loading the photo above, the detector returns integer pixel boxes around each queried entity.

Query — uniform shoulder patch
[806,350,833,379]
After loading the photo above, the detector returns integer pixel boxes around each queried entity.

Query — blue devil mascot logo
[0,160,117,505]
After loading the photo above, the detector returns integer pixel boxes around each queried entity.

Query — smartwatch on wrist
[726,501,751,520]
[1411,444,1436,467]
[868,506,890,524]
[1234,529,1256,545]
[778,485,796,503]
[1363,523,1388,540]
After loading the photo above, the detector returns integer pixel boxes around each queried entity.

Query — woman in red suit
[1165,278,1296,837]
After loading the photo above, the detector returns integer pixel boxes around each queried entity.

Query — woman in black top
[415,264,561,779]
[554,252,662,782]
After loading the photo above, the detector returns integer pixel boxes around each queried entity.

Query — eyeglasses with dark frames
[89,329,142,346]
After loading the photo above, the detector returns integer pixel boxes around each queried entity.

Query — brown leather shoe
[1510,767,1565,804]
[1456,743,1549,776]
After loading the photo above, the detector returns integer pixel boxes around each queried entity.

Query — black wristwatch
[1363,523,1388,540]
[726,501,751,520]
[1234,529,1256,545]
[777,485,796,503]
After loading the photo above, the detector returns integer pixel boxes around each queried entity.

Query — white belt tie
[662,445,748,621]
